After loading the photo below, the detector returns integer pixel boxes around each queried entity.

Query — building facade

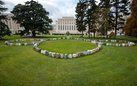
[50,17,88,35]
[1,13,24,34]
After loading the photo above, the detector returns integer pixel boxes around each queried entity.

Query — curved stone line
[5,39,42,46]
[96,40,135,47]
[33,38,101,59]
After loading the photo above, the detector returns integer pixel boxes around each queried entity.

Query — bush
[109,32,114,38]
[66,31,70,36]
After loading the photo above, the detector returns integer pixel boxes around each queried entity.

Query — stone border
[96,40,135,47]
[5,39,42,46]
[33,37,101,59]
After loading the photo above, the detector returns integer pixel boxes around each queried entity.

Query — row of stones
[5,39,43,46]
[68,38,135,47]
[33,38,101,58]
[48,37,135,47]
[97,40,135,47]
[4,37,135,47]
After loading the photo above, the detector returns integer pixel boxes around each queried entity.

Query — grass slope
[0,35,137,86]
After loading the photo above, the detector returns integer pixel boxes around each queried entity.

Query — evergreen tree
[99,0,113,38]
[85,0,97,38]
[111,0,130,38]
[95,8,110,37]
[0,0,11,38]
[124,0,137,37]
[11,0,52,37]
[75,0,87,38]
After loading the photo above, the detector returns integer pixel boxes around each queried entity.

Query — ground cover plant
[0,35,137,86]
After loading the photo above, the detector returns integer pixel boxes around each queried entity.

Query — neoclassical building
[50,17,88,35]
[1,13,24,34]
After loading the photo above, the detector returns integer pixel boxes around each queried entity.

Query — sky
[3,0,100,24]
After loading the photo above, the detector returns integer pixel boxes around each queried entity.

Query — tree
[111,0,130,38]
[11,0,52,37]
[124,0,137,37]
[75,0,87,38]
[99,0,113,38]
[0,0,11,38]
[85,0,97,38]
[96,8,111,38]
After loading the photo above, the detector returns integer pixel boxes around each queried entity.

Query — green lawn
[38,39,98,54]
[0,35,137,86]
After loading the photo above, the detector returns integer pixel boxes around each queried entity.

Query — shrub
[66,31,70,36]
[109,32,114,38]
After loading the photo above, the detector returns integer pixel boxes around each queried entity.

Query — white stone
[52,53,55,57]
[73,54,76,58]
[87,50,91,54]
[15,43,19,46]
[19,43,21,46]
[68,54,72,58]
[122,43,125,47]
[49,52,52,56]
[83,51,87,55]
[60,54,64,58]
[24,43,27,45]
[106,43,109,46]
[34,44,37,47]
[41,50,44,54]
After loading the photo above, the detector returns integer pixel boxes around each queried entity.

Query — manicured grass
[0,35,137,86]
[38,39,98,54]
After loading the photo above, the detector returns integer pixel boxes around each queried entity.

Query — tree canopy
[0,0,11,38]
[85,0,97,38]
[124,0,137,37]
[110,0,130,38]
[75,0,87,37]
[11,0,53,37]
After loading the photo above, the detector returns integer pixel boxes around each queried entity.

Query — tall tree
[0,0,11,38]
[111,0,130,38]
[85,0,97,38]
[75,0,87,38]
[95,8,110,37]
[99,0,113,38]
[11,0,52,37]
[124,0,137,37]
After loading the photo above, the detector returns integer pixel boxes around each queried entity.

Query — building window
[58,25,60,30]
[67,25,69,30]
[70,26,71,30]
[72,26,73,30]
[74,26,75,30]
[61,25,62,30]
[63,25,64,30]
[17,25,19,30]
[65,26,66,30]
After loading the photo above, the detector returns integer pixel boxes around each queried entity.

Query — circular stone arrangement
[33,37,101,59]
[4,37,135,59]
[5,39,42,46]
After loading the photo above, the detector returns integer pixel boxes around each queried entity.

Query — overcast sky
[3,0,100,24]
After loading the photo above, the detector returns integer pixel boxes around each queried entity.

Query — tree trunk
[115,0,118,39]
[106,29,108,38]
[81,31,83,38]
[88,30,90,38]
[32,31,36,37]
[88,23,91,38]
[93,31,95,38]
